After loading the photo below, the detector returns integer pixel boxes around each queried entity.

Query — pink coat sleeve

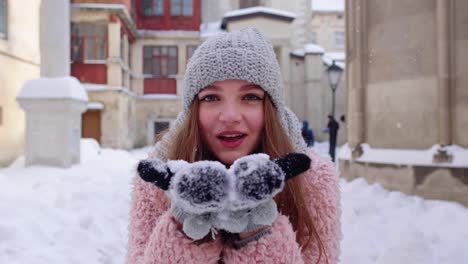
[222,150,341,264]
[301,150,341,264]
[126,176,223,264]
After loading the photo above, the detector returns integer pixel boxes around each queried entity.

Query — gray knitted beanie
[154,27,306,160]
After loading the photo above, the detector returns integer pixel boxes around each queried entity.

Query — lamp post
[326,61,343,117]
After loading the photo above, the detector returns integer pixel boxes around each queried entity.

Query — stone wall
[344,0,468,206]
[86,89,136,149]
[346,0,468,149]
[135,97,182,147]
[340,159,468,206]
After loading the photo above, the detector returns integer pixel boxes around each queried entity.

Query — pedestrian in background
[307,128,315,147]
[302,120,315,147]
[325,115,339,162]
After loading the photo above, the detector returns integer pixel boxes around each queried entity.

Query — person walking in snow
[302,120,315,147]
[325,115,340,162]
[127,28,341,264]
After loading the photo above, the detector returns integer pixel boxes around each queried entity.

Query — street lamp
[326,61,343,117]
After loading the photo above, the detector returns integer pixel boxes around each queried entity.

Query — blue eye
[200,95,219,102]
[243,94,263,101]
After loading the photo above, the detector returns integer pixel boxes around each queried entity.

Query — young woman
[127,28,341,264]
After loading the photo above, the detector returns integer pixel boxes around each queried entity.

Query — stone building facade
[311,0,345,53]
[71,0,343,151]
[0,0,42,166]
[341,0,468,206]
[1,0,347,166]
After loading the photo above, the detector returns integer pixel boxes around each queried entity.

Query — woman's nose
[218,102,242,123]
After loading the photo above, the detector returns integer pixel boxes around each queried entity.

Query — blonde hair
[160,96,326,263]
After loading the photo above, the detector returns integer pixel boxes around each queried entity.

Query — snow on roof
[87,102,104,110]
[305,43,326,54]
[291,43,325,57]
[17,77,88,102]
[326,52,346,61]
[200,21,225,38]
[322,53,345,69]
[139,94,179,100]
[71,3,125,10]
[339,143,468,168]
[83,83,122,91]
[82,83,137,97]
[311,0,344,12]
[224,6,296,19]
[291,44,345,69]
[138,30,200,38]
[83,83,180,100]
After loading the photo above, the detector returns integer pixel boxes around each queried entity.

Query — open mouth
[217,134,246,141]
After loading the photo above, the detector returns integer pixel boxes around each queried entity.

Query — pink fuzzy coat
[127,149,341,264]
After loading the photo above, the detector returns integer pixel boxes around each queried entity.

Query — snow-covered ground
[0,140,467,263]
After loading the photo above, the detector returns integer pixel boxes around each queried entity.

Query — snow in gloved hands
[137,152,311,240]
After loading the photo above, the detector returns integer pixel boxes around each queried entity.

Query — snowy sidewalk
[0,141,467,263]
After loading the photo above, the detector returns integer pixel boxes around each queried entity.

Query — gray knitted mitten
[137,153,311,240]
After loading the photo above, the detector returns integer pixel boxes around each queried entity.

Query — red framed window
[143,46,178,77]
[186,45,197,63]
[142,0,164,16]
[171,0,193,16]
[0,0,6,38]
[71,23,107,62]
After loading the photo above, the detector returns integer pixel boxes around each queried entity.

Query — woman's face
[197,79,265,165]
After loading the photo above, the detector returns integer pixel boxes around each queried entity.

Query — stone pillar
[436,0,452,145]
[107,21,123,87]
[122,35,131,89]
[40,0,70,77]
[176,45,187,97]
[279,46,292,107]
[304,49,326,142]
[17,77,88,168]
[346,0,368,158]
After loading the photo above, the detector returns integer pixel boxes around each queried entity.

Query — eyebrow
[205,84,261,91]
[240,84,262,91]
[203,85,222,91]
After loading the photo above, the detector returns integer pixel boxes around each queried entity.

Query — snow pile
[80,138,102,162]
[0,140,136,263]
[340,178,468,263]
[0,140,467,263]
